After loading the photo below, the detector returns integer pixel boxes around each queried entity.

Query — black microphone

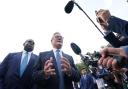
[70,42,87,61]
[70,42,81,55]
[70,42,97,66]
[64,0,74,14]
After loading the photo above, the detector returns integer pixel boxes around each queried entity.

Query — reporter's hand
[98,48,120,71]
[98,48,109,65]
[95,9,111,32]
[98,56,121,71]
[44,57,56,78]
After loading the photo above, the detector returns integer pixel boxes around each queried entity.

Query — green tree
[75,60,88,72]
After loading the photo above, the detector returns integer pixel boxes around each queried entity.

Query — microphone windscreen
[70,42,81,55]
[64,1,74,14]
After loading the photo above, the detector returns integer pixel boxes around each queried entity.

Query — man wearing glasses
[33,32,80,89]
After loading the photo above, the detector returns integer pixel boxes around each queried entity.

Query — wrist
[44,70,50,79]
[66,68,72,77]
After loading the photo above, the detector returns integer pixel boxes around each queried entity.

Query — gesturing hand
[44,57,56,78]
[61,57,72,76]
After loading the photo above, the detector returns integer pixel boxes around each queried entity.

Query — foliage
[75,61,88,72]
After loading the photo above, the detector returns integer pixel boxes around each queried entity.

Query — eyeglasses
[54,35,64,39]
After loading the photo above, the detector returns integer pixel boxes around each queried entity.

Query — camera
[82,52,101,67]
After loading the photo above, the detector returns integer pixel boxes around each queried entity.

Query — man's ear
[51,37,53,42]
[23,42,25,46]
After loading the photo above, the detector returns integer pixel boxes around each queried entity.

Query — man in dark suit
[80,68,97,89]
[0,39,38,89]
[33,32,80,89]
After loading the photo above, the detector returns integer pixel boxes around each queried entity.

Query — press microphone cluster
[70,42,126,68]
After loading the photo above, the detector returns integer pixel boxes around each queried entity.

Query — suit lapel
[62,52,67,59]
[49,50,56,59]
[15,52,22,77]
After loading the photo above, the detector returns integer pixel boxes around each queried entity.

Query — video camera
[80,53,99,67]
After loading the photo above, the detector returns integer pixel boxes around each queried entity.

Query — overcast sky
[0,0,128,63]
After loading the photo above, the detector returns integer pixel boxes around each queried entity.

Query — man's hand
[44,57,56,79]
[95,9,111,32]
[61,57,72,76]
[98,47,127,71]
[99,56,121,71]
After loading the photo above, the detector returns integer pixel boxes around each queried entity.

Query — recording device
[64,0,128,48]
[70,42,98,67]
[64,0,105,37]
[70,42,87,62]
[70,42,126,68]
[64,0,74,14]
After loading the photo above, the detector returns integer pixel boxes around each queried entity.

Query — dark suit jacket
[108,16,128,37]
[103,16,128,47]
[80,74,96,89]
[33,50,80,89]
[0,52,38,89]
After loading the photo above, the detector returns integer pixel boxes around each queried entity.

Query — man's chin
[24,48,33,52]
[56,44,62,49]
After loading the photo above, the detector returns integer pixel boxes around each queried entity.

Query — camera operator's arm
[107,16,128,37]
[95,9,127,47]
[98,47,128,70]
[96,9,128,37]
[100,47,128,58]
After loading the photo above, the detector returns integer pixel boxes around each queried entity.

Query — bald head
[23,39,35,52]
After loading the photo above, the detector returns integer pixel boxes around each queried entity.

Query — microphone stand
[73,1,105,36]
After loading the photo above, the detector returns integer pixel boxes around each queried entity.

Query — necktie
[20,52,29,77]
[56,49,64,89]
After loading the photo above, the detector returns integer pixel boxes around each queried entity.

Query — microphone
[70,42,99,67]
[70,42,87,61]
[64,0,105,37]
[70,42,81,55]
[65,1,125,48]
[64,0,74,14]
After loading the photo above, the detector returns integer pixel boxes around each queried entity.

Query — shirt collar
[23,50,32,55]
[53,48,63,57]
[53,48,62,53]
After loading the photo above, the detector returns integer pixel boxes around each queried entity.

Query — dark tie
[56,49,64,89]
[20,52,28,77]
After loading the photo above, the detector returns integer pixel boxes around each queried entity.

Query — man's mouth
[57,40,62,42]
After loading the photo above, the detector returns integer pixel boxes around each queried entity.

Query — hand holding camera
[95,9,111,32]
